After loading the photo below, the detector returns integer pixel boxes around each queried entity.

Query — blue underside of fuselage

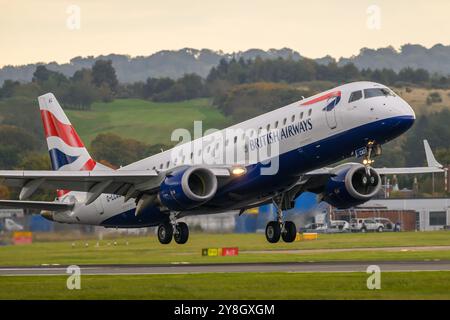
[100,115,414,228]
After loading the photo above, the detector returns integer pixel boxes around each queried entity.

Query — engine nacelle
[158,166,218,211]
[322,163,381,209]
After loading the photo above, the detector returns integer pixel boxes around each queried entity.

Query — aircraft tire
[282,221,297,243]
[265,221,281,243]
[174,222,189,244]
[157,222,173,244]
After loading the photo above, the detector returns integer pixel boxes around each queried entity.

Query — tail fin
[38,93,96,172]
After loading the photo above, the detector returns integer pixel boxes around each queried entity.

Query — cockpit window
[349,90,362,102]
[364,88,394,99]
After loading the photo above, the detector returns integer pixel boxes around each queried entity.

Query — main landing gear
[157,214,189,244]
[265,195,297,243]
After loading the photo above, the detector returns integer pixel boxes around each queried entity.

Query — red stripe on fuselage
[40,110,84,148]
[301,90,341,106]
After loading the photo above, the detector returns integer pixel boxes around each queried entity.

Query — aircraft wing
[0,167,231,205]
[376,140,445,175]
[305,140,445,177]
[0,200,73,211]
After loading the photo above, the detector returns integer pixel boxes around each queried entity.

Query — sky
[1,0,449,67]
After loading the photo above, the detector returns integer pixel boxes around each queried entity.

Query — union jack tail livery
[38,93,111,199]
[38,93,96,172]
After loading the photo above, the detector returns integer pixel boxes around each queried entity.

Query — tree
[214,82,310,121]
[142,77,175,99]
[91,133,148,167]
[91,133,170,167]
[0,125,38,169]
[32,66,68,87]
[32,65,52,83]
[0,80,20,98]
[63,81,96,109]
[92,60,118,93]
[15,152,51,170]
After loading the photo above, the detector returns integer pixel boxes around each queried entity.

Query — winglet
[423,140,443,168]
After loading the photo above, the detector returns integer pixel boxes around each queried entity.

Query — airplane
[0,81,444,244]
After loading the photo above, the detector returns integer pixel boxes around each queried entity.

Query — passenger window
[349,90,363,102]
[308,109,312,116]
[275,121,279,128]
[166,161,170,168]
[266,124,270,131]
[283,118,287,125]
[300,112,304,119]
[159,164,163,169]
[234,136,237,143]
[291,115,295,122]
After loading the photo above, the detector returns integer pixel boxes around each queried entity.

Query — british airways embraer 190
[0,82,444,244]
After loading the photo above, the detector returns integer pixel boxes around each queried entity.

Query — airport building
[358,198,450,231]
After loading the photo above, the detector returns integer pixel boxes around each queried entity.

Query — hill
[339,44,450,74]
[65,98,232,147]
[2,43,450,85]
[0,48,301,85]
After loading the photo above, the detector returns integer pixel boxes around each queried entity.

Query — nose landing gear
[362,141,382,175]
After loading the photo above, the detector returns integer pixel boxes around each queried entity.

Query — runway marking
[1,261,450,276]
[243,245,450,255]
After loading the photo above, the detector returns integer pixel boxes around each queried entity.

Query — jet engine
[158,166,218,211]
[322,163,381,209]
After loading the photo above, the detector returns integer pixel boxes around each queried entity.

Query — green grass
[0,232,449,267]
[65,98,232,146]
[1,272,449,299]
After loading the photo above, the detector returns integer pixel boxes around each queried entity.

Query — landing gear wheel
[265,221,281,243]
[282,221,297,243]
[157,222,173,244]
[174,222,189,244]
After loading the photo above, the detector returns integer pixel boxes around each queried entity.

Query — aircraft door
[325,97,338,129]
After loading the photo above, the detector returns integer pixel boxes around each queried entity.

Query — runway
[1,260,449,276]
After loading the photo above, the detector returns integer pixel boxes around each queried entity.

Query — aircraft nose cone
[405,101,416,120]
[398,99,415,130]
[399,114,415,131]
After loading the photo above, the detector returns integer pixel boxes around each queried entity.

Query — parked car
[349,218,384,232]
[300,222,328,233]
[373,218,400,232]
[328,220,350,232]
